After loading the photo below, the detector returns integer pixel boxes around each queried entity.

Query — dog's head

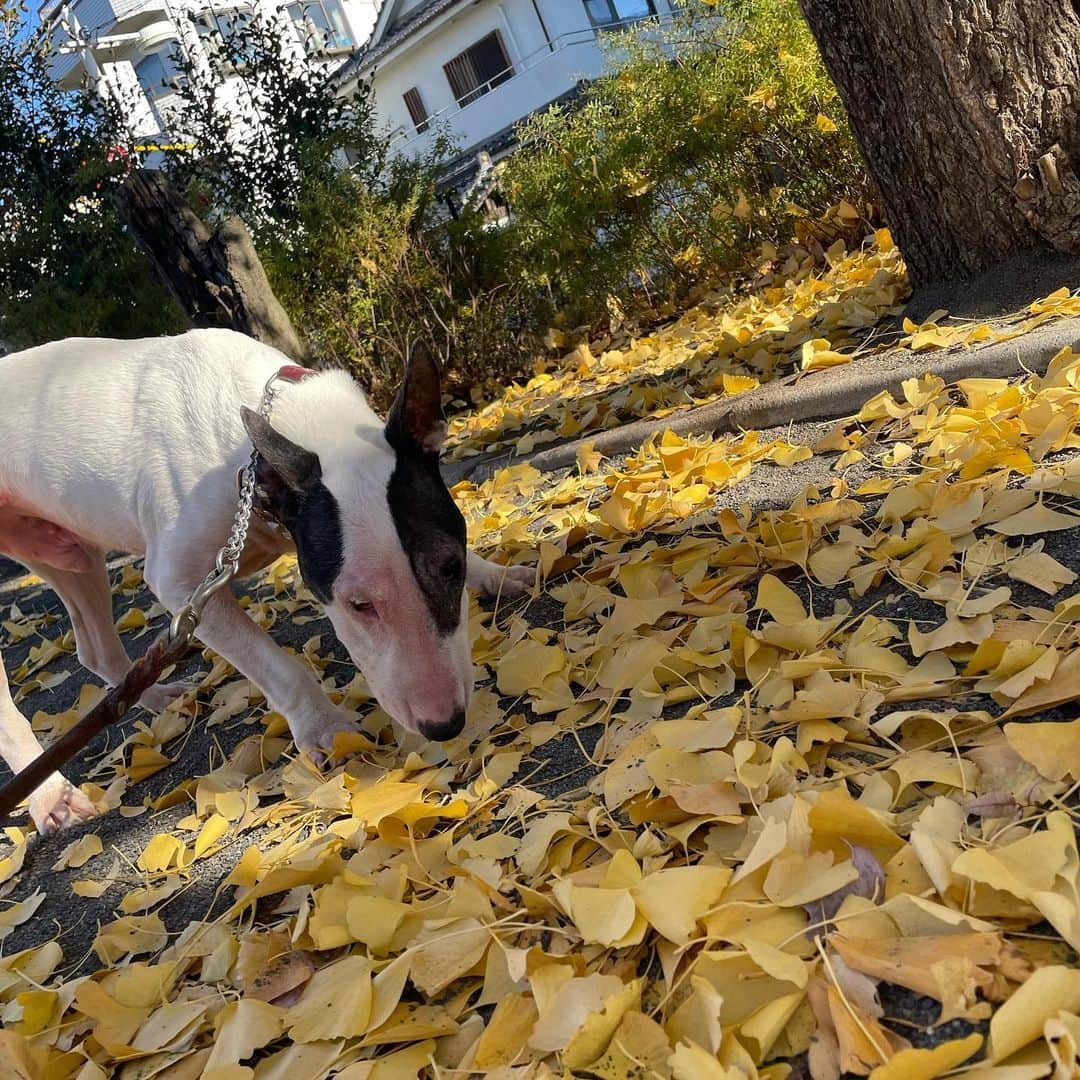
[241,344,470,741]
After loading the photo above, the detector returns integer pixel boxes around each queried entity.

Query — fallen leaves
[286,955,374,1041]
[5,227,1080,1078]
[988,966,1080,1064]
[447,227,909,464]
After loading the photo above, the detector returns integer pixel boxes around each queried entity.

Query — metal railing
[41,0,162,28]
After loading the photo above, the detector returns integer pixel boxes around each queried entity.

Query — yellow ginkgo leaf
[631,867,731,946]
[754,574,806,624]
[1003,720,1080,782]
[989,966,1080,1063]
[286,955,373,1042]
[410,918,489,997]
[137,833,190,874]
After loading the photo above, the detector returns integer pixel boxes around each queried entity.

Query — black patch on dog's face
[242,406,343,603]
[383,341,465,636]
[266,478,344,604]
[386,450,466,636]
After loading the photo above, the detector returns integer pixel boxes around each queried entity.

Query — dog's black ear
[241,407,322,493]
[385,340,447,456]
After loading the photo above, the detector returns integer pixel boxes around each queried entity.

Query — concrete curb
[443,315,1080,486]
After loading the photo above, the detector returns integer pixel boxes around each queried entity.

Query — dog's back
[0,329,290,553]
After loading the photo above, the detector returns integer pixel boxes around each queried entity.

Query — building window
[192,7,255,68]
[584,0,657,28]
[403,87,429,133]
[443,31,513,108]
[135,47,183,130]
[287,0,353,53]
[135,48,182,101]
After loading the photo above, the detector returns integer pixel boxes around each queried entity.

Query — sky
[13,3,40,42]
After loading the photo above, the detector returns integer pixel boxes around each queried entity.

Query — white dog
[0,330,530,832]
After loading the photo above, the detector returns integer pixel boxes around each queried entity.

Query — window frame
[287,0,354,55]
[442,29,514,108]
[402,86,430,133]
[583,0,658,30]
[134,46,184,131]
[134,48,182,102]
[191,6,255,70]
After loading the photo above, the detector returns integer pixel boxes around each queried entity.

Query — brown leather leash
[0,627,195,822]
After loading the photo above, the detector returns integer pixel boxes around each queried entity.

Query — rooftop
[335,0,470,85]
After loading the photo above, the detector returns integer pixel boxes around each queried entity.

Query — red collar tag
[276,364,314,383]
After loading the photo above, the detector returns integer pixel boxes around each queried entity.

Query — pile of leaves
[446,219,909,462]
[3,233,1080,1078]
[447,224,1080,464]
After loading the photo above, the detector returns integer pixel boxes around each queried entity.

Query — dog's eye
[349,598,375,616]
[440,557,462,582]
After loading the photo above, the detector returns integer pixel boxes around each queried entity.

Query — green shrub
[0,11,185,349]
[494,0,871,329]
[259,148,544,409]
[183,0,872,406]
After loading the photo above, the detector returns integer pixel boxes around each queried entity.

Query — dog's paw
[471,561,534,598]
[139,677,200,713]
[499,564,536,597]
[29,774,97,835]
[292,708,364,767]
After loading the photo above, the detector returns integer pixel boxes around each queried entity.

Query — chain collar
[240,365,316,539]
[170,364,314,641]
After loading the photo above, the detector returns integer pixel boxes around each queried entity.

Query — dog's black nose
[419,708,467,742]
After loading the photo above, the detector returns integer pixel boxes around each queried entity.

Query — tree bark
[115,169,308,360]
[797,0,1080,285]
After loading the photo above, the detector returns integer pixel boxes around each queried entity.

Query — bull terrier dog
[0,329,531,833]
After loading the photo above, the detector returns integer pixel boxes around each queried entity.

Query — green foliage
[495,0,870,327]
[160,10,533,407]
[0,5,184,349]
[260,147,539,408]
[1,0,868,400]
[253,0,872,404]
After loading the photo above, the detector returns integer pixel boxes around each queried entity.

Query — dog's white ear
[385,341,447,456]
[242,406,322,492]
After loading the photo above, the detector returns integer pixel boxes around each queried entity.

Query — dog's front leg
[25,557,196,714]
[159,586,359,757]
[0,652,96,833]
[466,551,534,597]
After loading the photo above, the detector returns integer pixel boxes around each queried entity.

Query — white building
[40,0,380,140]
[338,0,677,187]
[42,0,677,182]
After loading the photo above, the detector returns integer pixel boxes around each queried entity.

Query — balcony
[40,0,171,37]
[41,0,174,87]
[46,48,84,88]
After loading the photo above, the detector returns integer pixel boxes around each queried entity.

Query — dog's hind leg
[0,648,96,833]
[466,551,534,597]
[26,555,196,714]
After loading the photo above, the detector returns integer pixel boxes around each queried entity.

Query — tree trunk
[797,0,1080,285]
[115,169,308,361]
